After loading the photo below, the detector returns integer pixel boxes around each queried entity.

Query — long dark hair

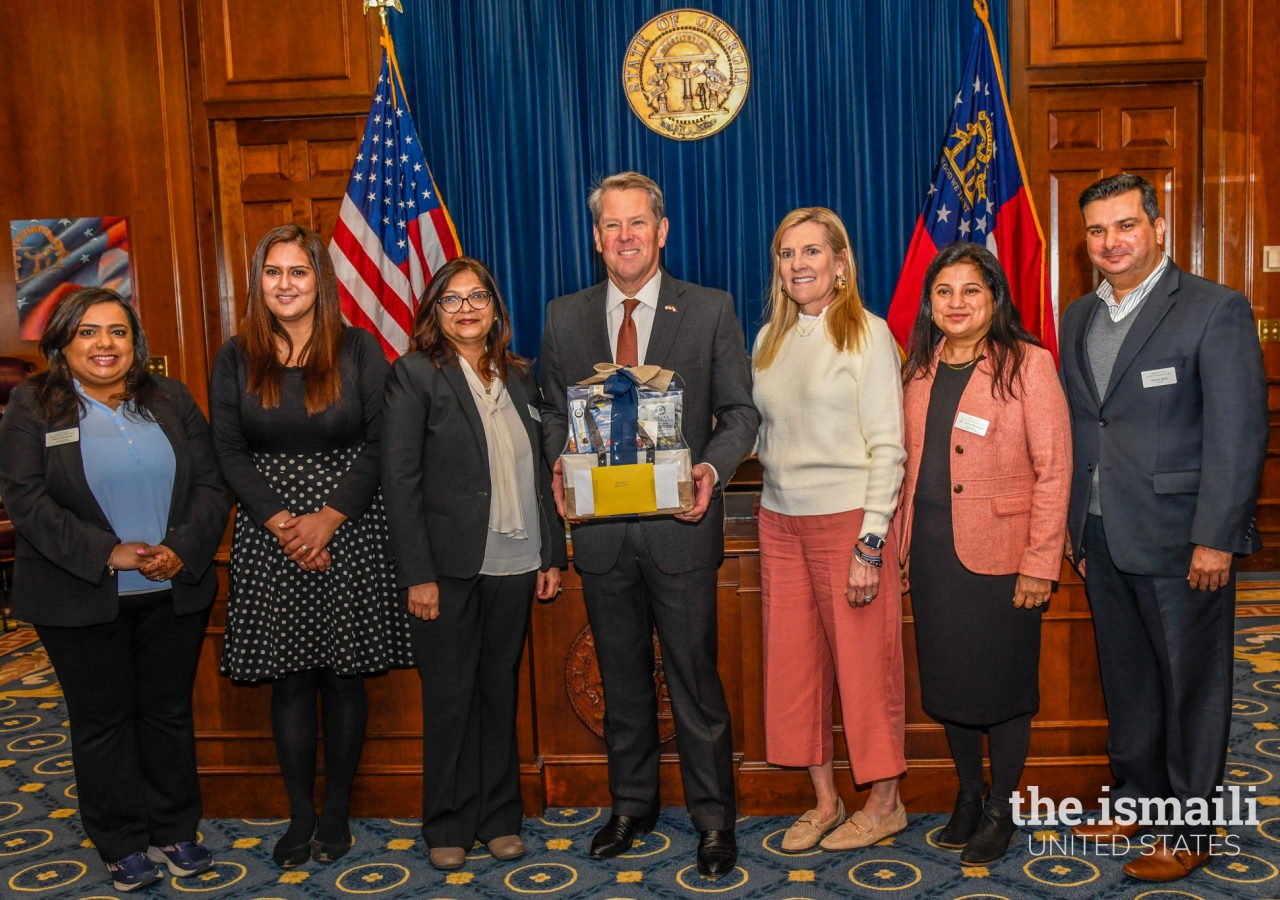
[240,224,345,414]
[29,287,157,426]
[409,257,529,380]
[902,242,1040,399]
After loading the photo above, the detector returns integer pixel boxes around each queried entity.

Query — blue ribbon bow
[603,369,644,465]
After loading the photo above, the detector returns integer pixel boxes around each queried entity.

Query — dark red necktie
[616,299,640,367]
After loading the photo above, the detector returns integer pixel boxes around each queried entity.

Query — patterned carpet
[3,614,1280,899]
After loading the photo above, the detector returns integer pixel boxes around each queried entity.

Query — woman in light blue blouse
[0,288,231,893]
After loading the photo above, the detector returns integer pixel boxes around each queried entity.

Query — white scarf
[460,359,527,539]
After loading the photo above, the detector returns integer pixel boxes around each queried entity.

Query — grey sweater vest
[1086,296,1147,515]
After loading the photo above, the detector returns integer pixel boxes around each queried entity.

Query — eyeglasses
[438,290,493,313]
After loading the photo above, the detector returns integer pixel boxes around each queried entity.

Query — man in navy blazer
[1059,174,1268,882]
[540,172,759,878]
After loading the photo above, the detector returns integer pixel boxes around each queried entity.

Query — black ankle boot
[273,816,317,868]
[311,814,353,863]
[960,800,1018,865]
[936,785,987,848]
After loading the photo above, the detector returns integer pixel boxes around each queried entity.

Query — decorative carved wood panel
[199,0,380,102]
[1028,0,1204,65]
[1028,82,1200,323]
[212,117,362,338]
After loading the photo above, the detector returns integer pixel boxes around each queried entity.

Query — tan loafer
[487,835,525,861]
[781,798,845,851]
[820,802,908,851]
[428,846,466,870]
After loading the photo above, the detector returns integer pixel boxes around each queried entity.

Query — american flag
[330,49,461,359]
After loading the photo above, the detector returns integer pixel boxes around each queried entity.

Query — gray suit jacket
[539,271,760,575]
[1059,261,1268,576]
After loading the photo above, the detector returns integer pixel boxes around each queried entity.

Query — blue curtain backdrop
[390,0,1008,358]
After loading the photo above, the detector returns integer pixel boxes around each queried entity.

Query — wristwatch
[859,534,886,552]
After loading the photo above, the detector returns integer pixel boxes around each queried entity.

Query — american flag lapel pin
[664,304,677,312]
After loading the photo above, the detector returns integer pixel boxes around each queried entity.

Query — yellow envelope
[590,463,658,516]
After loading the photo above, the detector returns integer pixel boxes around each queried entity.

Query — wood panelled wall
[0,0,207,400]
[3,0,1278,817]
[1011,0,1280,564]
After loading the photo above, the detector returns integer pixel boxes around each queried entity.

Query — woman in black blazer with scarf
[382,258,565,872]
[0,288,231,892]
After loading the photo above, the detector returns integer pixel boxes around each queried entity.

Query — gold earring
[835,274,848,290]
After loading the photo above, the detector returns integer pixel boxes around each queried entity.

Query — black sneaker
[106,851,163,892]
[146,842,213,877]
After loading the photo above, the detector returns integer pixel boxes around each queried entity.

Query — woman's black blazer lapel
[439,358,489,468]
[150,391,191,530]
[44,420,111,532]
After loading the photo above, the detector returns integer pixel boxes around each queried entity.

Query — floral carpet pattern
[3,613,1280,899]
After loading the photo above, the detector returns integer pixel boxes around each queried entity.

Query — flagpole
[362,0,463,256]
[972,0,1055,351]
[364,0,412,113]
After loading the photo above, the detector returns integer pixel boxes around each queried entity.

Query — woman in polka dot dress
[209,224,412,869]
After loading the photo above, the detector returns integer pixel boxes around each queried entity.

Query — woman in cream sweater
[752,207,907,852]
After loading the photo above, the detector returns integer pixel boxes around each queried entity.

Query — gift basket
[560,363,695,519]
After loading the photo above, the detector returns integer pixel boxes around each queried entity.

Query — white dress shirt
[606,270,662,365]
[1096,253,1169,322]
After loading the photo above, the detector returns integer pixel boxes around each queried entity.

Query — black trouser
[35,590,209,862]
[410,570,536,849]
[578,523,736,832]
[1084,515,1235,846]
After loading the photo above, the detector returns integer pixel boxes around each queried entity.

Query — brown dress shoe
[1122,843,1209,882]
[428,847,466,870]
[1070,820,1144,840]
[487,835,525,861]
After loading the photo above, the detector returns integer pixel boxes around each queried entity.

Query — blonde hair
[587,171,664,225]
[754,207,867,370]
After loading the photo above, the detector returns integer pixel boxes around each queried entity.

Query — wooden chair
[0,357,35,630]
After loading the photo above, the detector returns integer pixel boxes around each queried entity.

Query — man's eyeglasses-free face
[438,290,494,313]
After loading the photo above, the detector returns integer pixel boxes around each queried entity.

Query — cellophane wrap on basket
[561,364,695,519]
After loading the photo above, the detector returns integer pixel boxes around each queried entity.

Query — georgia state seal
[622,9,750,141]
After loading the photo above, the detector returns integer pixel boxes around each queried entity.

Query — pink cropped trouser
[759,507,907,783]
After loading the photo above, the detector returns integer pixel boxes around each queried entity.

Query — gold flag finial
[364,0,403,31]
[364,0,410,114]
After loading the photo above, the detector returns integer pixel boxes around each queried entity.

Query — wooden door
[1027,82,1200,324]
[212,117,363,336]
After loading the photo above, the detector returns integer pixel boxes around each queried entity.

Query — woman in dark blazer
[0,288,231,892]
[382,257,566,872]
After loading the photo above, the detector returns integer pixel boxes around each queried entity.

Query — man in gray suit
[540,172,759,877]
[1059,174,1268,882]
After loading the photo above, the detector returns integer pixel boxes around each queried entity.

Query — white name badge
[45,427,80,447]
[954,412,990,437]
[1141,367,1178,388]
[528,405,542,422]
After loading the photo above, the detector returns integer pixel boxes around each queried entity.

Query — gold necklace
[942,353,984,371]
[795,316,821,337]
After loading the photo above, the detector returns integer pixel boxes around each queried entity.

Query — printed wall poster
[10,217,133,340]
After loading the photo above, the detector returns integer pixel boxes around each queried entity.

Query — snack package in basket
[560,364,695,519]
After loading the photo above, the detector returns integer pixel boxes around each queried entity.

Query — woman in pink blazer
[897,242,1071,865]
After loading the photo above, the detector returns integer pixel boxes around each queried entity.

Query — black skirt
[910,363,1042,725]
[221,447,414,680]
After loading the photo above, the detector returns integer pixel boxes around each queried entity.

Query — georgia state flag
[886,0,1055,360]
